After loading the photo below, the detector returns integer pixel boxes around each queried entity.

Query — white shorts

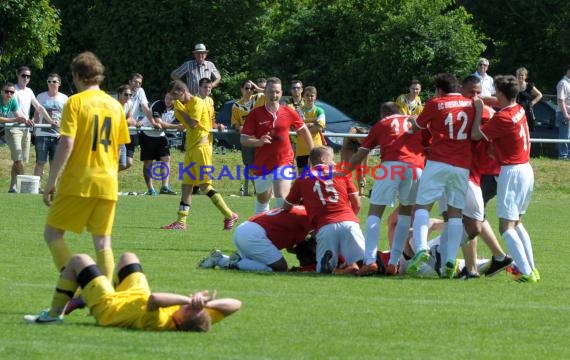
[232,221,283,265]
[253,166,294,194]
[415,160,469,209]
[369,161,422,206]
[462,181,484,221]
[316,221,365,272]
[496,163,534,221]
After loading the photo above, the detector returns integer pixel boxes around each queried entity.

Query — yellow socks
[47,238,71,273]
[50,278,77,317]
[96,248,115,282]
[203,185,233,218]
[177,210,189,224]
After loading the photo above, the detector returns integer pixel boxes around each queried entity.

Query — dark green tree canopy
[0,0,60,83]
[6,0,565,121]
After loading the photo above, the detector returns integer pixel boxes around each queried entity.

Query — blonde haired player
[43,52,130,283]
[160,80,238,230]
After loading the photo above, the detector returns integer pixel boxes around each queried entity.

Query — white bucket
[17,175,40,194]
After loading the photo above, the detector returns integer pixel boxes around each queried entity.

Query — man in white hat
[171,43,221,95]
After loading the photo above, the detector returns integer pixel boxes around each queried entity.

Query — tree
[458,0,570,93]
[254,0,484,122]
[0,0,60,82]
[40,0,268,103]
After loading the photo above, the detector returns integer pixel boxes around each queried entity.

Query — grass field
[1,145,570,359]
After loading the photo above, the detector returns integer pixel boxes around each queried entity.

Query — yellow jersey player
[43,52,130,281]
[296,86,326,171]
[161,80,238,230]
[24,252,241,331]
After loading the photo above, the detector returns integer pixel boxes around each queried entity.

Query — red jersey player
[240,77,313,214]
[472,75,538,283]
[343,102,426,276]
[198,205,313,272]
[459,75,512,278]
[283,146,365,274]
[408,73,475,278]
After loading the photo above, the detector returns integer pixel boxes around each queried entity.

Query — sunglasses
[20,74,31,79]
[244,87,253,91]
[291,87,302,90]
[122,93,133,97]
[478,63,488,67]
[47,80,60,84]
[4,90,15,94]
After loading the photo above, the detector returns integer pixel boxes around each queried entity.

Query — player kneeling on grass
[283,146,365,274]
[198,205,314,271]
[25,252,241,331]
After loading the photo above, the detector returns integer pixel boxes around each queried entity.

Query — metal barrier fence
[1,123,569,144]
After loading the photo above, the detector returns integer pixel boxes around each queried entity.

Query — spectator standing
[1,82,30,154]
[160,80,238,231]
[198,77,224,145]
[42,52,130,282]
[231,80,263,196]
[8,66,54,192]
[33,73,69,184]
[285,79,304,114]
[296,86,326,171]
[472,58,495,97]
[171,43,221,95]
[240,77,313,214]
[139,93,181,195]
[515,67,542,132]
[116,84,135,171]
[126,73,153,170]
[395,79,424,116]
[471,75,538,283]
[556,65,570,160]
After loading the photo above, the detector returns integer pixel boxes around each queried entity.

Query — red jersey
[415,93,474,169]
[249,206,313,250]
[285,165,359,231]
[480,104,530,165]
[469,106,500,184]
[360,114,425,168]
[242,105,306,175]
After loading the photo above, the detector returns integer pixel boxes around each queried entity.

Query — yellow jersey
[58,89,130,200]
[395,94,423,116]
[93,291,224,331]
[296,105,325,156]
[174,96,210,149]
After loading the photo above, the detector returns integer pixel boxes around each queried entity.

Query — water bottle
[239,184,245,196]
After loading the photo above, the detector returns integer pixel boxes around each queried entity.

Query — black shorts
[139,132,170,161]
[125,133,140,158]
[480,174,498,207]
[241,146,255,166]
[296,155,310,170]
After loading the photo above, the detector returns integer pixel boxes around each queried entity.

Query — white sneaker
[24,309,63,324]
[198,249,223,269]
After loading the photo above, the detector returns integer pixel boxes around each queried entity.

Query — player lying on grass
[24,252,241,332]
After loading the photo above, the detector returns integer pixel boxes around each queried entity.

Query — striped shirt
[172,60,220,95]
